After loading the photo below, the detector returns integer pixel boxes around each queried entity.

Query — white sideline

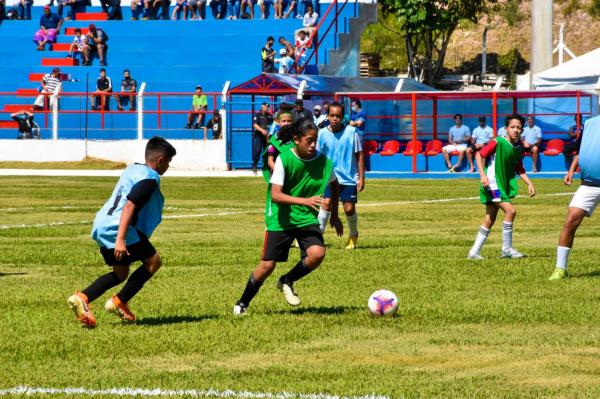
[0,192,574,230]
[0,386,390,399]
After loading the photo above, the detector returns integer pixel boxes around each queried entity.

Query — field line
[0,386,390,399]
[0,192,574,230]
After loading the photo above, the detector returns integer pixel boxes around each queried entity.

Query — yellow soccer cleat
[345,236,358,250]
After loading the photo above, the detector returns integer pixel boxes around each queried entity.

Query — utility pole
[530,0,553,88]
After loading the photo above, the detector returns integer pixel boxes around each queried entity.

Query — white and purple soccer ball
[368,289,399,317]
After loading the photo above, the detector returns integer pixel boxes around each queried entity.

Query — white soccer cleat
[233,304,248,316]
[277,279,301,306]
[467,253,485,260]
[501,248,526,259]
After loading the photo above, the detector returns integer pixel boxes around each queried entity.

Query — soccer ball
[368,290,399,317]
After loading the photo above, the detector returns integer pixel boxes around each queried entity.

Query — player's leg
[497,201,524,258]
[339,184,359,249]
[442,147,452,169]
[317,186,332,233]
[467,202,498,259]
[466,147,475,172]
[531,145,539,173]
[453,149,465,171]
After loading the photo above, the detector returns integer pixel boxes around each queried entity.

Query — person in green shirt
[467,113,536,260]
[185,85,208,129]
[234,120,343,315]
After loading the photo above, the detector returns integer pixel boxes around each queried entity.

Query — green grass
[0,157,126,170]
[1,176,600,398]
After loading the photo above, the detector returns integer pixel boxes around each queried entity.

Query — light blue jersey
[449,125,471,143]
[317,125,362,186]
[91,164,164,248]
[579,116,600,185]
[472,125,493,145]
[521,125,542,145]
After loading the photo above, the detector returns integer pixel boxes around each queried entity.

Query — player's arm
[115,200,135,261]
[271,184,322,210]
[564,154,579,186]
[328,179,343,236]
[515,161,535,197]
[357,150,365,192]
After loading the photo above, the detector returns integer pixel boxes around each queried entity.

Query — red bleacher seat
[75,12,108,20]
[0,121,19,128]
[424,140,443,156]
[543,139,564,156]
[29,73,69,82]
[363,140,378,156]
[379,140,401,156]
[41,58,79,67]
[65,27,89,35]
[402,140,423,155]
[16,89,39,96]
[52,43,72,52]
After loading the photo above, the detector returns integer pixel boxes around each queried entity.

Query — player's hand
[114,239,129,261]
[480,176,490,187]
[357,178,364,192]
[527,183,536,197]
[304,196,323,211]
[564,171,574,186]
[330,214,343,237]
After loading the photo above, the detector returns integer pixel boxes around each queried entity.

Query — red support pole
[157,94,161,129]
[492,92,497,137]
[412,93,417,173]
[576,91,581,133]
[432,98,437,141]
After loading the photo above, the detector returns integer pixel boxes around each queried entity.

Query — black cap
[478,115,486,122]
[295,99,303,105]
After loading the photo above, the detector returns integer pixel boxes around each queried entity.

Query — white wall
[0,139,227,170]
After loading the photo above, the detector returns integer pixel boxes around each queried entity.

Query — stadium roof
[228,73,435,95]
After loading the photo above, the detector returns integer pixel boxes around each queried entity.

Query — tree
[379,0,493,85]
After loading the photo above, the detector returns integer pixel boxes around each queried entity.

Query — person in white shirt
[274,48,293,74]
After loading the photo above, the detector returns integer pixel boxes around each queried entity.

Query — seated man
[466,115,493,172]
[11,109,40,139]
[114,69,137,111]
[33,6,63,51]
[91,68,112,111]
[521,115,543,173]
[203,111,222,140]
[82,24,108,66]
[186,85,208,129]
[442,113,471,172]
[563,114,583,167]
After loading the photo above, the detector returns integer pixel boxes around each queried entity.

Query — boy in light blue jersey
[316,101,365,249]
[550,115,600,280]
[67,137,176,328]
[466,115,494,172]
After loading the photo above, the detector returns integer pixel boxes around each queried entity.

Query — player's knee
[144,253,162,274]
[113,267,129,282]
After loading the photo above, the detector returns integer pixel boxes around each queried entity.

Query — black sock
[82,272,122,303]
[116,265,153,303]
[238,273,263,307]
[281,259,313,284]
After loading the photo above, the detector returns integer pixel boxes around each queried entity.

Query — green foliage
[495,0,523,27]
[497,48,528,89]
[361,11,408,73]
[3,177,600,397]
[564,0,581,16]
[589,0,600,16]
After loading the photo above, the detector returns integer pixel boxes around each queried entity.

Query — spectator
[261,36,276,73]
[188,0,206,19]
[34,6,63,51]
[67,28,86,63]
[302,2,317,27]
[315,101,329,128]
[0,0,6,20]
[49,0,87,20]
[521,115,542,173]
[278,36,295,57]
[563,114,584,166]
[442,113,471,172]
[82,24,108,66]
[497,126,507,137]
[273,0,282,18]
[466,115,493,172]
[240,0,253,18]
[203,111,222,140]
[91,68,112,111]
[209,0,226,18]
[258,0,271,19]
[227,0,239,19]
[11,110,40,139]
[312,104,321,124]
[348,99,366,136]
[252,102,273,174]
[144,0,169,19]
[274,48,293,74]
[114,70,137,111]
[130,0,144,19]
[294,29,310,68]
[282,0,296,18]
[292,98,312,122]
[186,85,208,129]
[100,0,123,20]
[32,67,61,111]
[171,0,189,19]
[18,0,32,20]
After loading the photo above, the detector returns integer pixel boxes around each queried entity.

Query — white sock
[469,226,490,255]
[502,221,513,251]
[556,246,571,270]
[346,212,358,237]
[318,209,330,233]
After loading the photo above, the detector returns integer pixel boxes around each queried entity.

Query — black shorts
[262,224,324,262]
[521,144,539,154]
[100,232,156,267]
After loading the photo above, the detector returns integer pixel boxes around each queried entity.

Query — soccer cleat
[467,253,485,260]
[233,303,248,316]
[501,248,526,259]
[345,236,358,250]
[105,295,136,322]
[67,292,96,328]
[548,268,569,281]
[277,279,301,306]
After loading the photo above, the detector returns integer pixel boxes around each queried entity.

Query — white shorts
[569,185,600,216]
[443,143,467,153]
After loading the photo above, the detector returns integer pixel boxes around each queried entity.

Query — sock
[502,221,513,251]
[346,212,358,237]
[469,225,490,255]
[318,209,330,233]
[281,259,313,284]
[82,272,122,303]
[116,265,153,303]
[238,273,263,307]
[556,246,571,270]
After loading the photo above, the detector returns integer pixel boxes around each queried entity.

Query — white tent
[533,48,600,90]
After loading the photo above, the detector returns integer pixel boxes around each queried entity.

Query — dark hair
[329,101,344,114]
[123,69,130,74]
[145,136,176,160]
[294,119,318,139]
[267,36,274,42]
[352,99,362,108]
[504,113,525,127]
[99,68,106,73]
[454,113,462,120]
[75,28,81,33]
[276,102,294,120]
[277,123,296,145]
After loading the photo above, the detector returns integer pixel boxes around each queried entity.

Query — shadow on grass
[136,314,218,326]
[272,305,362,315]
[0,272,27,278]
[571,270,600,279]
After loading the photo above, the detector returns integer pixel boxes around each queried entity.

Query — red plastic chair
[363,140,379,156]
[543,139,564,156]
[402,140,423,155]
[424,139,443,156]
[380,140,401,156]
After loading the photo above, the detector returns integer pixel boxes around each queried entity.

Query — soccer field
[1,176,600,398]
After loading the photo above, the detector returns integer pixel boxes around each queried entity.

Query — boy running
[67,136,176,327]
[316,101,365,249]
[467,114,535,260]
[234,120,343,315]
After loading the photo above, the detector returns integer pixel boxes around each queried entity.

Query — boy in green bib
[234,120,343,315]
[467,114,536,260]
